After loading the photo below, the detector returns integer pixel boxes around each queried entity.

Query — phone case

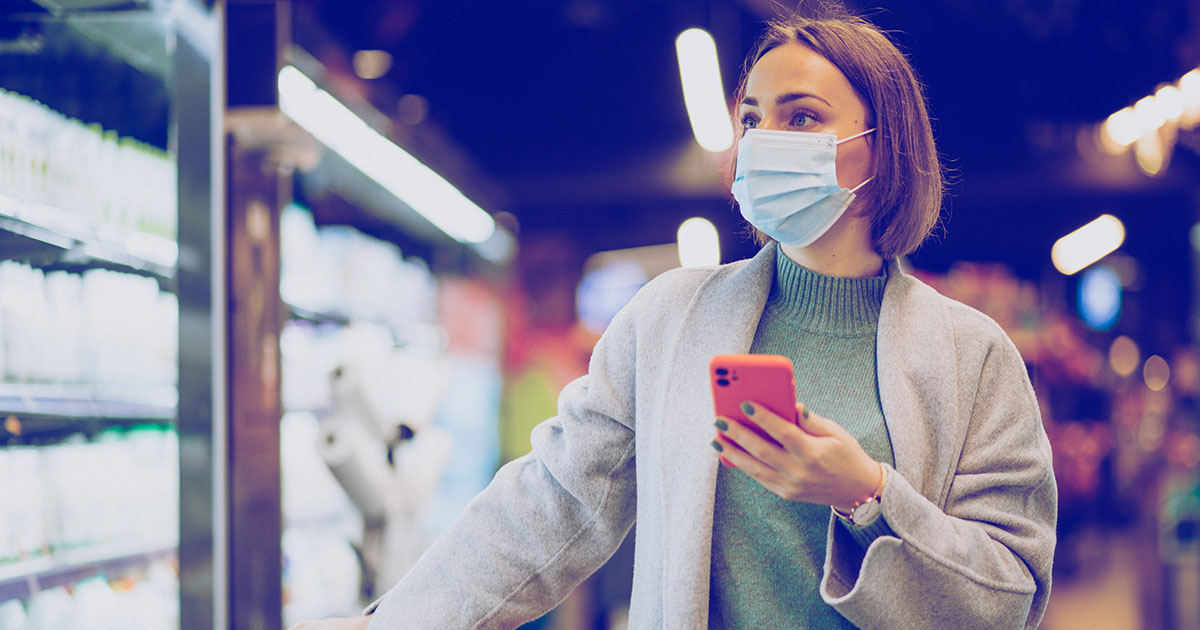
[709,354,798,467]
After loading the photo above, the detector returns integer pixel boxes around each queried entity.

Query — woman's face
[739,42,874,192]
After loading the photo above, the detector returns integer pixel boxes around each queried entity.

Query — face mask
[731,127,875,248]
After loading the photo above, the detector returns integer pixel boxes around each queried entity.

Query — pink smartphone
[709,354,798,466]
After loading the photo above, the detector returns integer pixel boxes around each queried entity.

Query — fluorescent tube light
[1180,69,1200,127]
[1155,85,1185,122]
[1101,107,1139,148]
[675,28,734,153]
[677,217,720,267]
[277,66,496,246]
[1051,214,1125,275]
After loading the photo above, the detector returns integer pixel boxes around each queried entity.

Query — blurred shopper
[292,5,1057,630]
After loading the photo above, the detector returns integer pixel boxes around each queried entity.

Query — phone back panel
[709,354,798,439]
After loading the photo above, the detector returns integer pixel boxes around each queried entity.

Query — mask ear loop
[849,176,874,194]
[836,127,877,145]
[840,127,877,194]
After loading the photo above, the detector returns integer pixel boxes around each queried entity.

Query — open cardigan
[367,242,1057,629]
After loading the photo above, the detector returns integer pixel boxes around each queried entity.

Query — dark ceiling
[294,0,1200,281]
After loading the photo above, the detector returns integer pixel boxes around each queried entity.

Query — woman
[295,8,1057,630]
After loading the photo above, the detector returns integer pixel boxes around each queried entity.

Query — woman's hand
[288,616,371,630]
[712,400,883,512]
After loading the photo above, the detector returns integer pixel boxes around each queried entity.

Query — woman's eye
[740,114,758,129]
[790,112,816,128]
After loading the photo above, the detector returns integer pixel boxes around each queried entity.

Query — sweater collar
[765,249,887,336]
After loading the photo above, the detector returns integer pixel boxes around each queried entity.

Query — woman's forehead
[744,42,856,106]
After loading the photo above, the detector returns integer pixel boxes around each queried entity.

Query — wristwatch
[833,462,887,526]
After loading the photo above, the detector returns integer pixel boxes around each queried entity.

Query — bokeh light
[1143,355,1171,391]
[1109,336,1140,377]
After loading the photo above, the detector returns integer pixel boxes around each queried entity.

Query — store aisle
[1042,530,1142,630]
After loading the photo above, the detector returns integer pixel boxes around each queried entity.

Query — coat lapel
[656,244,777,629]
[876,259,961,505]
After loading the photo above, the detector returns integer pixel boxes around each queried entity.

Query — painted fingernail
[714,419,728,431]
[740,401,755,416]
[711,440,724,452]
[803,408,810,420]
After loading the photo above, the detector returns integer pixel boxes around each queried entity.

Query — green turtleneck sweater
[708,252,896,629]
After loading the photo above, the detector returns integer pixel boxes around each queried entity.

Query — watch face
[852,499,881,525]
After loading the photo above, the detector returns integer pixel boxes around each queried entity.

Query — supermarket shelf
[63,8,171,82]
[0,539,176,604]
[0,383,177,422]
[3,4,172,82]
[0,192,176,279]
[287,304,352,327]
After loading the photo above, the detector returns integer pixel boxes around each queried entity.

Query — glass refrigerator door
[0,1,219,628]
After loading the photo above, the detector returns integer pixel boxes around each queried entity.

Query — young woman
[295,9,1057,630]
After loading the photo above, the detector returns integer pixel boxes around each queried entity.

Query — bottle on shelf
[0,260,177,388]
[0,88,176,242]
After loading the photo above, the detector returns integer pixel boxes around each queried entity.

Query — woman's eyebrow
[741,92,833,108]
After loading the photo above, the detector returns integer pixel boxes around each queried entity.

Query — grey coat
[367,243,1057,629]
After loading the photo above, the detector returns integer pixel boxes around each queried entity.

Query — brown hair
[732,8,945,259]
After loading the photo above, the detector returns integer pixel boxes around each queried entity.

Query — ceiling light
[277,66,496,248]
[1051,214,1125,275]
[675,28,734,153]
[1101,107,1139,148]
[1180,69,1200,127]
[677,217,720,267]
[1095,66,1200,162]
[1132,95,1164,134]
[1155,84,1185,122]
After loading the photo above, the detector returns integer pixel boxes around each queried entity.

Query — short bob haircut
[732,10,945,260]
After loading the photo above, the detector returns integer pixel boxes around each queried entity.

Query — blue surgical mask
[731,127,875,248]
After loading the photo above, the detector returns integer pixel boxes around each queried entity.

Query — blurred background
[0,0,1198,628]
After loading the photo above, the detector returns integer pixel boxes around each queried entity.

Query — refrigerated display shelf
[0,539,176,604]
[0,193,176,279]
[287,304,353,327]
[0,383,177,422]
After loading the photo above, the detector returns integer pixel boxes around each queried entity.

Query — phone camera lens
[715,368,728,376]
[716,378,730,387]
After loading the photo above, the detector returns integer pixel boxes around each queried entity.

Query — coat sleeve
[820,329,1057,630]
[363,296,642,629]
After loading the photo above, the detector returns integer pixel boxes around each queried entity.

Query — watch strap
[833,462,887,525]
[836,505,897,548]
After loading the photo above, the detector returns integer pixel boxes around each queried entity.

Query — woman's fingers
[715,402,881,506]
[712,427,781,483]
[794,402,840,437]
[735,400,810,452]
[715,411,792,470]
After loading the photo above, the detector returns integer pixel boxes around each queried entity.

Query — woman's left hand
[713,400,883,512]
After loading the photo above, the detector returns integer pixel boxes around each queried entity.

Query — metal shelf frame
[0,0,224,628]
[0,383,177,422]
[0,194,177,280]
[0,541,176,604]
